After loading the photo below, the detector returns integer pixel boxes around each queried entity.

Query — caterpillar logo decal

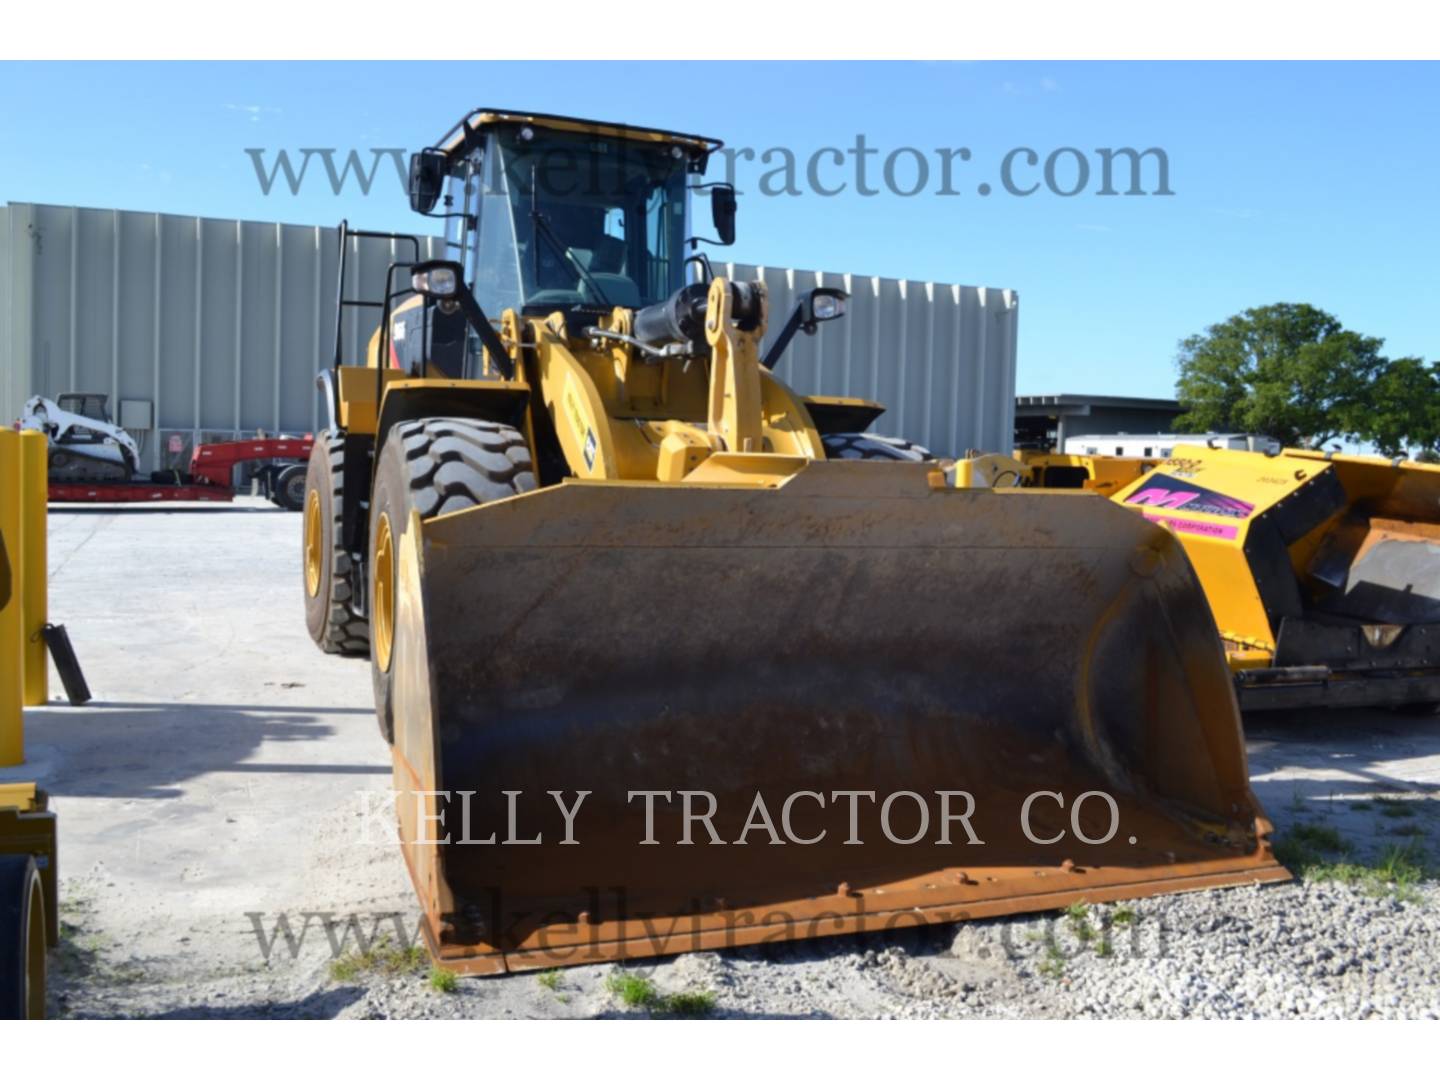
[1125,473,1255,519]
[562,374,597,473]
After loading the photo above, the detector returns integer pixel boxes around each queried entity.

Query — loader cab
[439,117,718,321]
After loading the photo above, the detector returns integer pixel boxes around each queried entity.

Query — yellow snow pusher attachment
[303,109,1286,976]
[1105,445,1440,711]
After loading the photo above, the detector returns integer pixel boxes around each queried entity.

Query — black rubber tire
[369,418,536,743]
[0,855,46,1020]
[302,432,370,655]
[274,463,308,512]
[821,432,936,462]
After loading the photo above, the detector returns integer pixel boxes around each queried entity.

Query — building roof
[1015,393,1181,413]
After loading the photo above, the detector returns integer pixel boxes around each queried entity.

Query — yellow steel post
[19,432,47,707]
[0,430,23,766]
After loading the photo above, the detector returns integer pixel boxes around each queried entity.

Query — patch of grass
[1059,904,1088,938]
[1109,906,1136,925]
[1300,840,1430,903]
[328,936,428,983]
[1292,822,1349,851]
[1038,944,1066,980]
[1378,800,1417,820]
[1349,800,1374,813]
[662,990,717,1017]
[1376,842,1428,902]
[1093,939,1113,959]
[1064,903,1096,944]
[1289,788,1311,814]
[1274,822,1352,868]
[605,971,718,1015]
[607,971,662,1009]
[428,966,458,994]
[329,954,364,982]
[537,969,562,992]
[1387,823,1426,838]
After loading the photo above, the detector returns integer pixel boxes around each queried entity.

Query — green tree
[1357,357,1440,457]
[1173,303,1386,448]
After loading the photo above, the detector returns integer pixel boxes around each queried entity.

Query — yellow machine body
[1014,443,1440,709]
[1013,451,1152,497]
[354,292,829,485]
[311,109,1287,976]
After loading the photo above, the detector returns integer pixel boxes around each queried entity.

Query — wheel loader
[302,108,1286,975]
[961,443,1440,712]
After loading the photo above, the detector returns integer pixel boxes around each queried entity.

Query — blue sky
[1,61,1434,400]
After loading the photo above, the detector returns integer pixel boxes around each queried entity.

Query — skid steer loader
[302,108,1286,975]
[19,394,141,482]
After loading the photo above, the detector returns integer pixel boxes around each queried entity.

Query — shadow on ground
[1246,706,1440,862]
[22,700,385,799]
[50,505,289,516]
[140,985,369,1019]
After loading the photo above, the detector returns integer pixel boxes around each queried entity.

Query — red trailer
[48,435,314,509]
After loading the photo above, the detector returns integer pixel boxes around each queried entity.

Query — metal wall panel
[0,203,1016,469]
[721,262,1018,456]
[0,203,442,470]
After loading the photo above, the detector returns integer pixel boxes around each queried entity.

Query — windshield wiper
[528,176,613,308]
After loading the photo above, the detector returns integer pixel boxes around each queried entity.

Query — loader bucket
[387,459,1287,974]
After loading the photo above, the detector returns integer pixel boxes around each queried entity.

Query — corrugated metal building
[1,202,1017,470]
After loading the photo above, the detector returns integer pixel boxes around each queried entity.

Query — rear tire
[0,855,46,1020]
[274,463,308,512]
[821,432,936,462]
[302,432,369,655]
[369,418,536,743]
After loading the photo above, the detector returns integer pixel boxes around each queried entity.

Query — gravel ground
[20,500,1440,1019]
[48,871,1440,1019]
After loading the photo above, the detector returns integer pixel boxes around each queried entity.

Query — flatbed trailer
[47,435,314,509]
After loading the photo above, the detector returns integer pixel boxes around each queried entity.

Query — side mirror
[710,184,737,246]
[410,259,464,300]
[408,150,447,215]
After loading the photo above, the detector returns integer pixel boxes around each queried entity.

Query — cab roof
[434,108,723,162]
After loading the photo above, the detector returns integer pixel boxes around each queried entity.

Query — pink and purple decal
[1124,473,1255,519]
[1139,512,1240,540]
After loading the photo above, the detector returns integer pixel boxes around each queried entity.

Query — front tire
[821,432,936,461]
[369,418,536,743]
[302,432,369,655]
[0,856,46,1020]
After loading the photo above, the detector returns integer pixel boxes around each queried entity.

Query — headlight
[412,265,459,299]
[812,293,845,321]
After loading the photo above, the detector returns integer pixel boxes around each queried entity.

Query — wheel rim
[374,511,395,673]
[303,489,324,598]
